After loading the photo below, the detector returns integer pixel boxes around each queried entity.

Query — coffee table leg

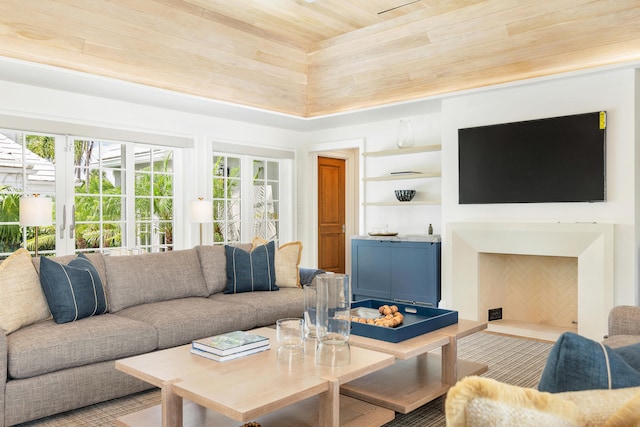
[161,380,183,427]
[318,377,340,427]
[441,335,457,386]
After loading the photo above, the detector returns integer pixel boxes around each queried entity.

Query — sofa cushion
[196,243,252,295]
[33,252,108,291]
[253,237,303,288]
[104,248,209,312]
[114,297,257,349]
[7,314,157,379]
[210,287,303,326]
[538,332,640,393]
[0,249,51,334]
[224,241,278,294]
[275,241,302,288]
[38,254,108,324]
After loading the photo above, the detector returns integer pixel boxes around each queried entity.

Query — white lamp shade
[190,199,212,223]
[20,196,53,226]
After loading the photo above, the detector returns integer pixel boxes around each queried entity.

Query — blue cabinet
[351,238,441,306]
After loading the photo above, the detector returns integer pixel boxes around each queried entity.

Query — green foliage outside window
[0,137,174,255]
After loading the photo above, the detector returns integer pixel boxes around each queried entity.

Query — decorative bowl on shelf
[395,190,416,202]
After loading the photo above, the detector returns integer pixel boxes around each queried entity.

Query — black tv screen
[458,111,606,204]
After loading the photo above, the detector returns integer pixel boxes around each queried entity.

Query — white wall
[2,60,639,309]
[301,108,444,268]
[440,68,639,308]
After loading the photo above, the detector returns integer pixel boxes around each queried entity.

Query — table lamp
[190,197,212,245]
[20,194,53,257]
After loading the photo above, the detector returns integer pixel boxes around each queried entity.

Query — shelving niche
[363,144,441,206]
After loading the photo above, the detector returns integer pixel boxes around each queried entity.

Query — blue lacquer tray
[350,299,458,343]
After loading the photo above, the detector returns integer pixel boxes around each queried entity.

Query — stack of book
[190,330,270,362]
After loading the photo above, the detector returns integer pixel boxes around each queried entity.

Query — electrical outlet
[488,307,503,321]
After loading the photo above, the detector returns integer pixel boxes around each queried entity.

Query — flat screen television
[458,111,606,204]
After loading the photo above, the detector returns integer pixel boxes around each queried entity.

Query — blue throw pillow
[224,241,278,294]
[39,254,108,324]
[538,332,640,392]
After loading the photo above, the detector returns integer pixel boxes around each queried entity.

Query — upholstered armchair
[603,305,640,348]
[446,306,640,426]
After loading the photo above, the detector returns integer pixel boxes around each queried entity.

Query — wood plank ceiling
[0,0,639,117]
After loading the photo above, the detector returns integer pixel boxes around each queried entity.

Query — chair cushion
[602,335,640,349]
[0,248,51,334]
[7,314,157,379]
[38,254,108,324]
[224,241,278,294]
[446,376,640,427]
[538,332,640,393]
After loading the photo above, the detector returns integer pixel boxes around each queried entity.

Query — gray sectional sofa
[1,244,313,426]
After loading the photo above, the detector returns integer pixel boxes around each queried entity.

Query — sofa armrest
[0,331,6,427]
[608,305,640,337]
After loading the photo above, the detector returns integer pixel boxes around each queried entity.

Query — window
[211,154,281,245]
[212,155,241,244]
[0,132,56,258]
[253,159,279,243]
[134,147,175,252]
[0,129,177,258]
[73,139,126,252]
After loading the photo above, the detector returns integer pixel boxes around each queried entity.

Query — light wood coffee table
[342,319,488,413]
[116,327,395,427]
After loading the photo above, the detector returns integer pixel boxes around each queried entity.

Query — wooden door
[317,156,345,273]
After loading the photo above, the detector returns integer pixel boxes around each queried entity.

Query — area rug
[16,332,552,427]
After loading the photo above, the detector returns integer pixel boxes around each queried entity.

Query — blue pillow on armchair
[538,332,640,392]
[224,241,278,294]
[39,254,108,324]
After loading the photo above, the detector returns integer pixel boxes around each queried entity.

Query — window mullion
[56,135,75,255]
[240,157,254,243]
[125,144,136,249]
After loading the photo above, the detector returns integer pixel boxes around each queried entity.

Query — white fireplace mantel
[445,222,614,341]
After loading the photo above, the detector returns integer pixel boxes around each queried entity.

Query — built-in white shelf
[363,200,441,206]
[362,143,442,209]
[363,172,441,182]
[362,144,441,157]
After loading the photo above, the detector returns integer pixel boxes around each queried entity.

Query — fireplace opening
[448,222,614,341]
[479,253,578,339]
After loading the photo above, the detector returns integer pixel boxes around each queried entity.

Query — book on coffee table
[192,330,270,356]
[190,345,271,362]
